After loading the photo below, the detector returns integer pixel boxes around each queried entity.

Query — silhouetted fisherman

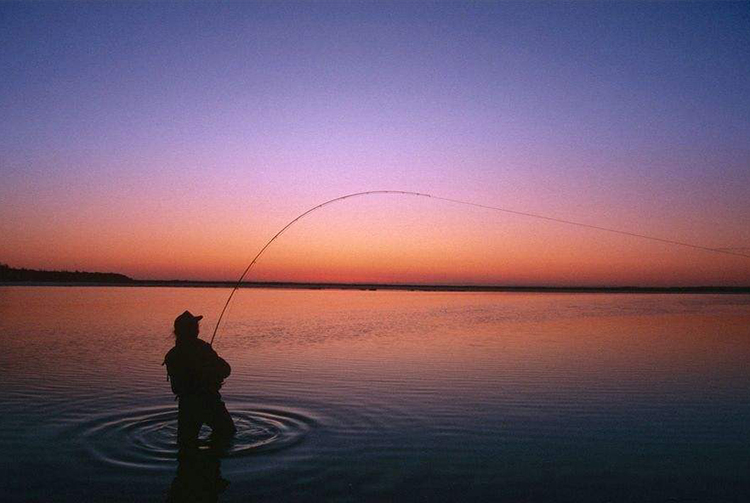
[164,311,236,453]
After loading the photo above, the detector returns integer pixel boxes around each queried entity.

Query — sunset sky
[1,2,749,286]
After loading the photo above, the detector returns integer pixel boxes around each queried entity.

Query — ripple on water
[63,403,317,473]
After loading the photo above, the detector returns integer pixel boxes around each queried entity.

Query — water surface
[1,287,749,501]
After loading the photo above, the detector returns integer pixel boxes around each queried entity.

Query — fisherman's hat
[174,310,203,328]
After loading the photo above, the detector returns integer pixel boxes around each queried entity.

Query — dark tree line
[0,263,134,283]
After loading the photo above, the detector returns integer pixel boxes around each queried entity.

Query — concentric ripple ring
[62,403,318,473]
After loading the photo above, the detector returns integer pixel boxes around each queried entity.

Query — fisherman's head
[174,310,202,342]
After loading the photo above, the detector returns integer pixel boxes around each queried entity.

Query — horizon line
[1,264,748,292]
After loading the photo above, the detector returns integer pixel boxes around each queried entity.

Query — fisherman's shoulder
[163,345,182,365]
[164,345,179,360]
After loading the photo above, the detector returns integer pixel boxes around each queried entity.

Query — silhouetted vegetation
[0,263,134,284]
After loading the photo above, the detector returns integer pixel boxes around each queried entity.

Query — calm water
[1,286,749,502]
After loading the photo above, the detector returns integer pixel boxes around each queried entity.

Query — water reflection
[1,287,749,502]
[167,448,229,503]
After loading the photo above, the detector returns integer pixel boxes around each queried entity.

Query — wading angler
[163,311,236,452]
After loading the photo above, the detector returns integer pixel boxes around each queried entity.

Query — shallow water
[1,286,749,502]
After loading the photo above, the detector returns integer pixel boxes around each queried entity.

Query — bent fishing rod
[209,190,750,346]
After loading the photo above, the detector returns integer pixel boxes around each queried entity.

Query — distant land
[1,263,748,294]
[0,263,134,284]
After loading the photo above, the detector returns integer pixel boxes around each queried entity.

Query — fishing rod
[209,190,750,346]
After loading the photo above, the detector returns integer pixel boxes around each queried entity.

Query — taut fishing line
[209,190,749,346]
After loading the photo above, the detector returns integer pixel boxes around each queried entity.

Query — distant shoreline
[1,280,749,294]
[2,264,748,294]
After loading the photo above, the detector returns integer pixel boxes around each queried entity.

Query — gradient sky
[1,2,749,286]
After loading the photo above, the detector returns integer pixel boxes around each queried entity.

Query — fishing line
[209,190,749,346]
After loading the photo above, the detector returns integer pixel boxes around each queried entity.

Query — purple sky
[1,2,749,285]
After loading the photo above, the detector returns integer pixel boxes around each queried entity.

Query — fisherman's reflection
[167,446,230,503]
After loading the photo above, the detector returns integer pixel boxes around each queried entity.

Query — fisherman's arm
[199,343,231,380]
[214,355,231,380]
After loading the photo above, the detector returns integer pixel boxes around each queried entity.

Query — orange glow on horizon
[4,195,748,286]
